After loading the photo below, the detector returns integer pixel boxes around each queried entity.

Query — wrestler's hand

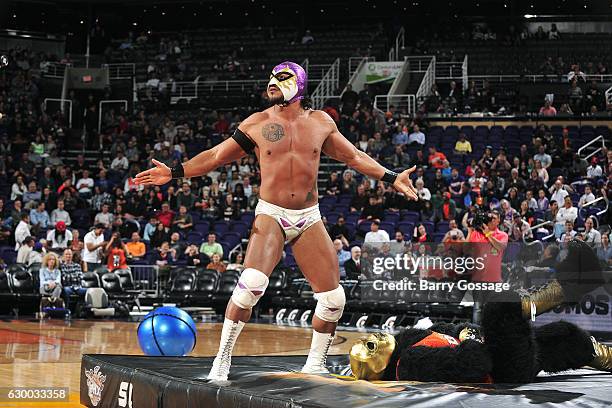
[134,159,172,186]
[392,166,418,200]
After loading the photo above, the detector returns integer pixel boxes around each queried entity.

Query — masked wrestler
[350,240,612,383]
[135,61,419,381]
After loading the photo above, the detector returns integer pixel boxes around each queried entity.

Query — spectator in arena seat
[39,252,62,301]
[341,84,359,114]
[349,184,368,213]
[61,248,85,309]
[392,126,409,147]
[569,79,584,113]
[556,196,578,234]
[171,205,193,233]
[126,232,146,259]
[558,220,577,243]
[150,221,170,249]
[29,201,49,233]
[343,246,362,281]
[410,150,428,168]
[448,168,464,199]
[454,133,472,156]
[76,169,94,199]
[104,232,128,272]
[110,150,129,175]
[567,65,587,83]
[550,179,570,205]
[549,24,560,40]
[408,124,426,146]
[442,219,465,242]
[412,224,429,243]
[537,189,550,211]
[583,216,602,244]
[569,153,589,179]
[94,203,114,229]
[597,233,612,266]
[329,216,351,246]
[23,181,41,209]
[200,232,223,259]
[578,185,596,207]
[207,253,227,273]
[510,213,532,242]
[46,221,72,251]
[433,192,457,222]
[16,236,35,264]
[586,157,603,179]
[169,232,185,258]
[533,145,552,169]
[226,252,244,272]
[360,196,384,223]
[157,202,175,228]
[325,172,341,196]
[428,146,446,169]
[19,152,36,179]
[364,220,390,243]
[333,239,351,278]
[11,175,27,201]
[83,224,107,272]
[538,99,557,117]
[414,178,431,202]
[50,200,71,227]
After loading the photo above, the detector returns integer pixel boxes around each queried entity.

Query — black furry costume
[383,240,608,383]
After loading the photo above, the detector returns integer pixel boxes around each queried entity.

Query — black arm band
[381,169,399,184]
[170,163,185,179]
[232,128,256,153]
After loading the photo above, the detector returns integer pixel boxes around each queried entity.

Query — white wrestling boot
[207,318,245,381]
[301,330,334,374]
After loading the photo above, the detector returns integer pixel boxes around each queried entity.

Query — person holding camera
[466,211,508,283]
[105,232,129,271]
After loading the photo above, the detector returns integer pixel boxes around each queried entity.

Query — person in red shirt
[428,146,447,169]
[105,233,129,271]
[156,202,174,228]
[213,113,230,134]
[467,211,508,283]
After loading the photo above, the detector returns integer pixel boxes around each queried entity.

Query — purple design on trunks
[280,218,291,228]
[295,218,307,229]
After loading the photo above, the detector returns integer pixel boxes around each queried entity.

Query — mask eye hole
[366,341,376,351]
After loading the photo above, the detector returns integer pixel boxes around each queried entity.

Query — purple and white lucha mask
[267,61,307,105]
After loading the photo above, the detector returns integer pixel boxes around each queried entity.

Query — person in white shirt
[583,216,602,244]
[94,204,114,228]
[578,185,596,208]
[415,178,431,201]
[550,179,569,205]
[76,169,95,198]
[558,220,577,243]
[586,158,603,179]
[533,145,552,169]
[556,196,578,228]
[83,224,107,271]
[16,236,35,264]
[50,199,72,227]
[407,124,426,146]
[46,221,73,250]
[364,221,390,243]
[110,151,129,172]
[14,213,31,250]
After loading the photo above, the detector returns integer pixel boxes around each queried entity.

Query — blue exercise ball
[137,306,197,356]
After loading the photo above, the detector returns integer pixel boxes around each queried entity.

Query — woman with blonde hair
[40,252,62,301]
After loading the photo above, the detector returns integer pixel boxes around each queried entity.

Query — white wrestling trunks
[255,199,321,242]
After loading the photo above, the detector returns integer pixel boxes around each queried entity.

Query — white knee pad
[314,286,346,323]
[231,268,269,309]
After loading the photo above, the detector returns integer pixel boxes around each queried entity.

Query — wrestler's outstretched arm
[320,113,418,200]
[134,134,249,186]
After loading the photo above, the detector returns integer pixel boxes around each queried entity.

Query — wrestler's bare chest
[250,115,328,161]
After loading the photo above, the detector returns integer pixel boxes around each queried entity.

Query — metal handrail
[606,85,612,105]
[43,98,72,127]
[577,135,606,161]
[373,94,416,116]
[528,219,555,242]
[416,56,436,99]
[469,74,612,86]
[579,196,609,221]
[102,63,135,79]
[462,54,469,91]
[311,58,340,110]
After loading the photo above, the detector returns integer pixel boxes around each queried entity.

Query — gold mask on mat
[349,333,396,380]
